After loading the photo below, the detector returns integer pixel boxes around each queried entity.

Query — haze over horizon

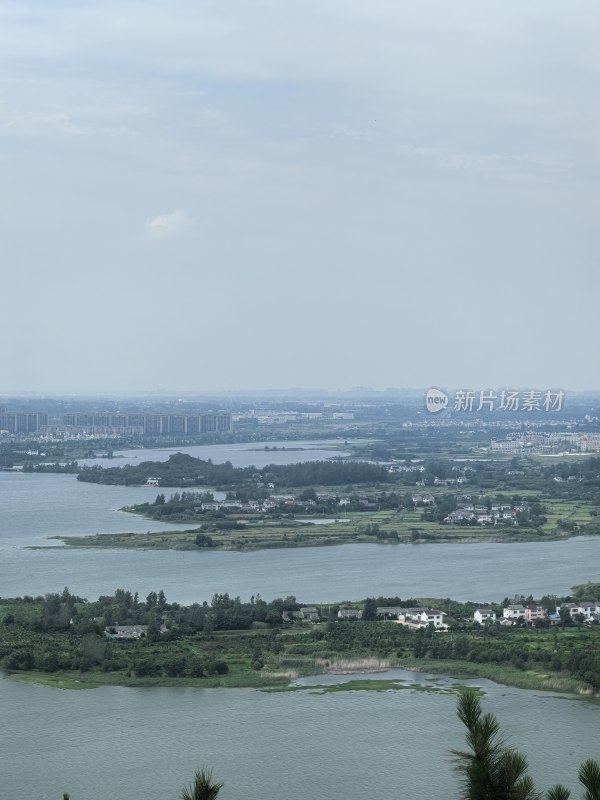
[2,1,599,394]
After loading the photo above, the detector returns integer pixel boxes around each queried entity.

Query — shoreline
[4,658,597,701]
[42,528,583,551]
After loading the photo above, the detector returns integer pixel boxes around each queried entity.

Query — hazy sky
[2,1,599,393]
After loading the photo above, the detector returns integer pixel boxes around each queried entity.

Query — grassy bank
[5,657,593,700]
[396,658,591,696]
[46,513,591,553]
[6,669,293,690]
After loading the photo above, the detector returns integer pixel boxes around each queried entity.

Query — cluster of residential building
[388,463,425,474]
[283,607,369,623]
[411,494,436,506]
[489,432,600,455]
[234,410,355,425]
[375,606,447,629]
[387,464,472,486]
[282,606,449,626]
[444,501,529,526]
[103,600,600,637]
[281,599,600,630]
[183,495,353,513]
[474,601,600,626]
[0,409,233,437]
[282,607,322,623]
[0,410,48,435]
[62,412,232,436]
[103,624,168,639]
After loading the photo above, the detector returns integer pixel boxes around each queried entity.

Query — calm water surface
[77,439,351,468]
[1,670,598,800]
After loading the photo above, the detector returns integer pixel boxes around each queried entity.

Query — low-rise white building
[557,602,600,620]
[503,605,525,619]
[105,625,148,640]
[299,607,320,623]
[474,608,496,624]
[577,602,600,618]
[337,608,362,620]
[399,608,446,629]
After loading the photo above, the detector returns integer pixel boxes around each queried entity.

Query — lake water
[1,439,599,800]
[0,438,599,602]
[1,669,598,800]
[77,439,351,469]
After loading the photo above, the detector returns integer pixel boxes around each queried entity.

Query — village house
[411,494,435,506]
[282,608,320,623]
[557,602,600,620]
[337,608,362,620]
[104,624,169,639]
[503,605,525,620]
[524,604,547,623]
[576,602,600,619]
[200,501,221,511]
[556,602,578,618]
[444,502,516,526]
[399,607,446,629]
[297,607,320,622]
[445,510,475,524]
[104,625,149,640]
[376,606,403,620]
[290,500,313,509]
[474,608,496,624]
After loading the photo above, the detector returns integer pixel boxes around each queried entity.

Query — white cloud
[145,209,193,241]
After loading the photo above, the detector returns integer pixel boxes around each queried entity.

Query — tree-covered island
[48,452,600,550]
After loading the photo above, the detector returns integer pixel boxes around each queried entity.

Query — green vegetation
[76,452,389,487]
[1,587,599,696]
[53,491,600,552]
[263,678,464,694]
[181,768,223,800]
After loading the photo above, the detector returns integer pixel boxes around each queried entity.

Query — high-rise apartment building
[58,412,232,436]
[0,412,48,434]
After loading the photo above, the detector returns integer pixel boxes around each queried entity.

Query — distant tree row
[76,452,389,488]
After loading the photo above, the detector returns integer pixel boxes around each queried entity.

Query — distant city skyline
[2,1,598,393]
